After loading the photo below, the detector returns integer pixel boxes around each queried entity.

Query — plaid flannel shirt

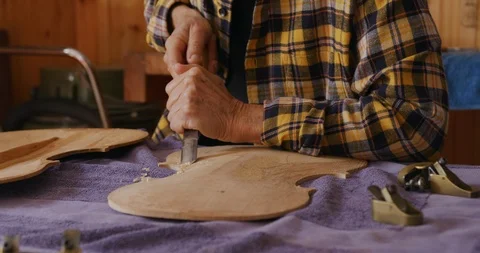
[145,0,448,162]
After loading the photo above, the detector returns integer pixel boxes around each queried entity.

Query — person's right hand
[165,5,217,76]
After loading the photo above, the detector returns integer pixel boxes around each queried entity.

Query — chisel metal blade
[181,130,199,165]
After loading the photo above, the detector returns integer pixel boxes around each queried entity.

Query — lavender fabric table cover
[0,138,479,253]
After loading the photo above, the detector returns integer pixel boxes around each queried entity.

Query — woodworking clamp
[1,230,82,253]
[1,236,19,253]
[369,185,423,226]
[60,229,82,253]
[398,158,480,198]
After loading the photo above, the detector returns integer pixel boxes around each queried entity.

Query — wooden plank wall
[0,0,153,106]
[442,111,480,165]
[0,30,11,122]
[74,0,153,66]
[428,0,480,48]
[0,0,77,106]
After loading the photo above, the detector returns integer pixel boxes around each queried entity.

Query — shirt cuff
[151,110,175,143]
[260,97,327,156]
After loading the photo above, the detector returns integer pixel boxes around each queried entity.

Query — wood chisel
[181,130,199,165]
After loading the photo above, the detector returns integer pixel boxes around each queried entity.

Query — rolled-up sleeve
[261,0,448,162]
[144,0,189,52]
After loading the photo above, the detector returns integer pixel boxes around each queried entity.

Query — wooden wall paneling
[428,0,441,30]
[124,53,147,103]
[107,1,154,65]
[75,0,103,65]
[75,0,111,65]
[474,111,480,164]
[96,0,113,66]
[0,30,11,123]
[427,0,441,43]
[75,0,153,66]
[453,112,474,164]
[477,1,480,48]
[447,0,477,48]
[428,0,478,48]
[124,52,170,103]
[442,111,480,165]
[0,0,77,106]
[442,112,457,164]
[442,115,455,163]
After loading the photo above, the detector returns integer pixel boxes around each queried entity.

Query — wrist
[229,101,263,144]
[170,4,201,29]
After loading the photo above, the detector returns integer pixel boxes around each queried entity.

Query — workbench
[0,137,479,252]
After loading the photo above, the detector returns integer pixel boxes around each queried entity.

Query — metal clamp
[1,230,81,253]
[369,185,423,226]
[398,158,480,198]
[60,229,82,253]
[1,236,19,253]
[0,47,110,128]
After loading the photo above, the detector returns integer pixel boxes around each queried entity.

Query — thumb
[187,23,209,65]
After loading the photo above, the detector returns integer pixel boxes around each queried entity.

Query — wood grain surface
[108,145,368,221]
[0,128,148,184]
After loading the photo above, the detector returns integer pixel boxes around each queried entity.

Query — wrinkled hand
[165,5,217,74]
[165,64,242,141]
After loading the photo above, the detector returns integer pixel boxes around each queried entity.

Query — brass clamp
[60,230,82,253]
[369,185,423,226]
[398,158,479,198]
[1,236,19,253]
[1,230,81,253]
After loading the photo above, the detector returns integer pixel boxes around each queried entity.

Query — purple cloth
[0,137,479,253]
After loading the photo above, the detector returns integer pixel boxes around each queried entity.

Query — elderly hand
[165,5,217,74]
[165,64,263,143]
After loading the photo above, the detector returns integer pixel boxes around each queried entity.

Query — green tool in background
[38,67,124,103]
[3,66,162,133]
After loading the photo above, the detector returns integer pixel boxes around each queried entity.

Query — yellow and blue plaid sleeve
[261,0,448,162]
[144,0,190,53]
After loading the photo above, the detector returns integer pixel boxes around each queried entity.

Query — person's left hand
[165,64,242,141]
